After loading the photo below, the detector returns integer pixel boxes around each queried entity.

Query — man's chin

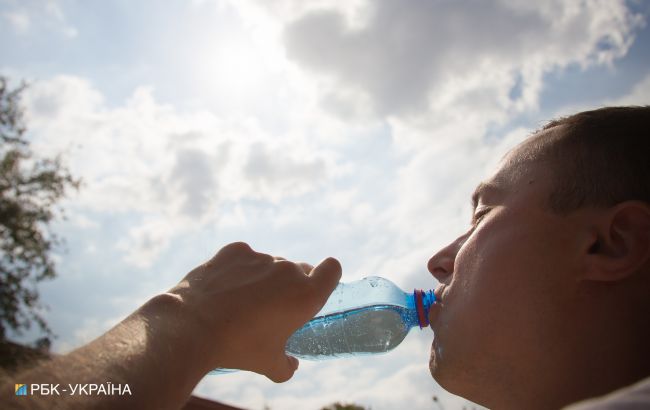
[429,340,456,392]
[428,341,441,381]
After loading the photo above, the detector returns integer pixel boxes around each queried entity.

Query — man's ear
[582,201,650,282]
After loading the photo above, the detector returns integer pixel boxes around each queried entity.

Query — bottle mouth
[413,289,436,328]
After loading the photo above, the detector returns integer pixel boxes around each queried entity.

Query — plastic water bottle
[286,276,435,359]
[210,276,435,374]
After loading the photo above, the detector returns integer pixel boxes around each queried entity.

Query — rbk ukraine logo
[15,384,28,396]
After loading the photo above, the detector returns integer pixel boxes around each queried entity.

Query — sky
[1,0,649,409]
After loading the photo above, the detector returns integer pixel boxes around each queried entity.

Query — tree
[0,76,80,344]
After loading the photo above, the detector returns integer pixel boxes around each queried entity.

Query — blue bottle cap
[413,289,436,328]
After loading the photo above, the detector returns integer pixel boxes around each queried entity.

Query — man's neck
[521,294,649,409]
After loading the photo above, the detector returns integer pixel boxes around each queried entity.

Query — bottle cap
[413,289,436,328]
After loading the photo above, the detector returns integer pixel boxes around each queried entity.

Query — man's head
[426,106,650,409]
[519,106,650,212]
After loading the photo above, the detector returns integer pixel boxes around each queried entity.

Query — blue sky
[2,1,649,409]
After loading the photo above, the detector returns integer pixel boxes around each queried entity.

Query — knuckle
[225,241,254,254]
[214,241,255,260]
[211,242,275,268]
[207,242,256,266]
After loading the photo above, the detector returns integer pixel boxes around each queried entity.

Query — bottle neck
[407,289,435,329]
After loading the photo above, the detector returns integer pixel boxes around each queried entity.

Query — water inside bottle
[285,305,412,360]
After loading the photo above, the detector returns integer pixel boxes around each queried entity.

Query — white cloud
[167,147,222,219]
[44,0,77,37]
[279,0,642,134]
[226,0,371,31]
[1,0,77,37]
[116,218,176,269]
[534,70,650,127]
[611,73,650,106]
[23,75,339,267]
[3,10,30,33]
[243,141,328,202]
[24,75,104,125]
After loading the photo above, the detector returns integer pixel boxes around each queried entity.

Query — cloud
[116,218,178,269]
[24,75,104,124]
[3,10,30,33]
[534,69,650,127]
[167,147,222,219]
[1,0,77,37]
[22,75,337,267]
[243,141,328,202]
[611,73,650,106]
[281,0,643,125]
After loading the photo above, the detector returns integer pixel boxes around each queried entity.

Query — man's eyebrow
[471,181,501,211]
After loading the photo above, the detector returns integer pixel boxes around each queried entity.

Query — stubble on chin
[429,341,440,381]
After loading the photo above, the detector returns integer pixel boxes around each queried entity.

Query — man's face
[427,129,586,403]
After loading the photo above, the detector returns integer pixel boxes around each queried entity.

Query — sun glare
[200,39,268,100]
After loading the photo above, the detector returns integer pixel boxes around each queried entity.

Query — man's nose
[427,235,465,282]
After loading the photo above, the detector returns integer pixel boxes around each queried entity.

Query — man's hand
[0,242,341,409]
[168,242,342,382]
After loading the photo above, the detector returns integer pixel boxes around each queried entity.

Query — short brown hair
[531,106,650,212]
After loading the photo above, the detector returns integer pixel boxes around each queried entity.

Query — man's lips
[428,284,447,326]
[434,283,446,302]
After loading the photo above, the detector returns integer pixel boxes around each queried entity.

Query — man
[1,106,648,409]
[426,106,650,409]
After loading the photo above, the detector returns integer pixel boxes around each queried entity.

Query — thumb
[266,354,299,383]
[308,257,342,300]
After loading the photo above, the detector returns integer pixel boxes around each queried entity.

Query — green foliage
[0,76,80,343]
[321,402,370,410]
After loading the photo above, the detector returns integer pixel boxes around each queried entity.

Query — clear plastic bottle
[211,276,435,374]
[285,276,435,359]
